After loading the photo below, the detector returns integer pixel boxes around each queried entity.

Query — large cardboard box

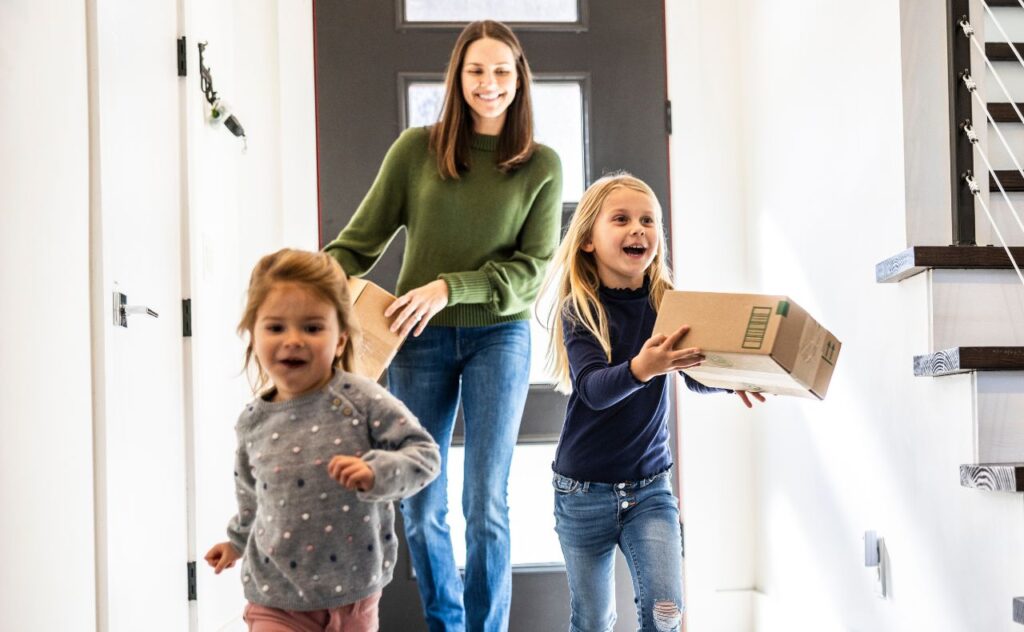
[652,291,841,400]
[348,278,407,380]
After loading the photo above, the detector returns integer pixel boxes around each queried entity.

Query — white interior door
[90,0,190,629]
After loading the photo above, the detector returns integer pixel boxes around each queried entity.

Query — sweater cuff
[323,245,361,277]
[440,271,492,306]
[626,361,648,387]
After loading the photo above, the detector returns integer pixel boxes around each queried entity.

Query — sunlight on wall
[751,218,990,630]
[755,495,847,632]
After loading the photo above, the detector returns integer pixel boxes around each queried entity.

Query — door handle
[113,291,160,327]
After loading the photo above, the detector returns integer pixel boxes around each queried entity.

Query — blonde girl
[205,248,440,632]
[545,174,763,632]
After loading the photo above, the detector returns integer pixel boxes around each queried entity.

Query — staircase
[880,1,1024,623]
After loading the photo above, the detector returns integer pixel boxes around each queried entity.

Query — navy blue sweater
[552,282,728,483]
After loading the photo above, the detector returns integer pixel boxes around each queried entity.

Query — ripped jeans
[553,470,684,632]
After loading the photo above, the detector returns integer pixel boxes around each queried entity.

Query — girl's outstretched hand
[328,455,376,492]
[385,279,450,338]
[204,542,241,574]
[629,324,705,383]
[735,390,767,408]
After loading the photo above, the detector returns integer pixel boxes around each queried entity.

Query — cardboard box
[348,278,407,380]
[652,291,841,400]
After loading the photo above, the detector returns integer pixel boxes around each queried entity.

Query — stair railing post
[948,0,978,245]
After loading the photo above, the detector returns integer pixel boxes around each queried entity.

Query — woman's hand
[735,390,767,408]
[385,279,450,338]
[629,324,705,383]
[204,542,241,574]
[328,455,376,492]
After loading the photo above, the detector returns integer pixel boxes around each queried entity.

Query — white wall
[899,0,954,246]
[736,0,914,628]
[0,1,98,629]
[665,1,758,630]
[707,0,1024,630]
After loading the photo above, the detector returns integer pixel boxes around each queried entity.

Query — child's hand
[328,455,376,492]
[735,390,767,408]
[204,542,241,574]
[629,324,705,383]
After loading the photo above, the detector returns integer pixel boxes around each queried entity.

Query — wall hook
[198,41,247,151]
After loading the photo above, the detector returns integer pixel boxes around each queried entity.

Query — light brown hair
[429,20,535,179]
[541,173,674,392]
[238,248,360,393]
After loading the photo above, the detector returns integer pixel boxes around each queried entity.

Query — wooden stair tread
[987,42,1024,62]
[992,170,1024,192]
[989,103,1024,123]
[914,347,1024,376]
[960,463,1024,492]
[875,246,1024,283]
[987,0,1024,9]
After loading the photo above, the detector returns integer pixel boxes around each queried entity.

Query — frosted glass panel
[532,82,584,202]
[406,83,445,130]
[405,81,585,202]
[446,443,564,568]
[405,0,578,23]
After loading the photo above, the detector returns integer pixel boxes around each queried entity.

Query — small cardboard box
[652,291,841,400]
[348,278,407,380]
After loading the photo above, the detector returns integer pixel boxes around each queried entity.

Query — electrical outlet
[864,531,879,567]
[864,531,888,599]
[875,538,888,598]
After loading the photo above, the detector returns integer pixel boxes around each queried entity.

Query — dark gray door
[315,2,672,629]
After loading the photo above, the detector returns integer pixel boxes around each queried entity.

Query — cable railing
[948,0,1024,287]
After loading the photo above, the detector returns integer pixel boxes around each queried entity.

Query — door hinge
[177,36,187,77]
[665,100,673,135]
[182,298,192,337]
[187,561,197,601]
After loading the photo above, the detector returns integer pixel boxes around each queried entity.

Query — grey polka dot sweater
[226,371,440,611]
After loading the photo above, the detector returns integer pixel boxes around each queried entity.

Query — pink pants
[243,592,381,632]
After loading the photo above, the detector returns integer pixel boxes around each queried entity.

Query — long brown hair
[541,173,674,392]
[429,20,535,179]
[238,249,361,393]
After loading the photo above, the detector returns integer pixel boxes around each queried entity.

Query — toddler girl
[205,248,440,631]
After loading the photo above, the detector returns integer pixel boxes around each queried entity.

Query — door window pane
[406,82,445,130]
[404,0,578,23]
[445,443,564,568]
[532,82,585,204]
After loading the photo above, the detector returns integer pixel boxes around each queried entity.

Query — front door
[314,2,672,629]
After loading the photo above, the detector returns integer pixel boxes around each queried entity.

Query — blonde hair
[429,20,535,179]
[542,173,674,392]
[238,248,360,394]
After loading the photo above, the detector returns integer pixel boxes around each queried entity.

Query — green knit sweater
[324,126,563,327]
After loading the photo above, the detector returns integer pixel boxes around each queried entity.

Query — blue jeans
[553,470,684,632]
[389,322,531,632]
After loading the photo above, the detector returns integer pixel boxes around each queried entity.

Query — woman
[324,20,563,632]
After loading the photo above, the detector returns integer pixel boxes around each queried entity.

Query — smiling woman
[323,20,563,632]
